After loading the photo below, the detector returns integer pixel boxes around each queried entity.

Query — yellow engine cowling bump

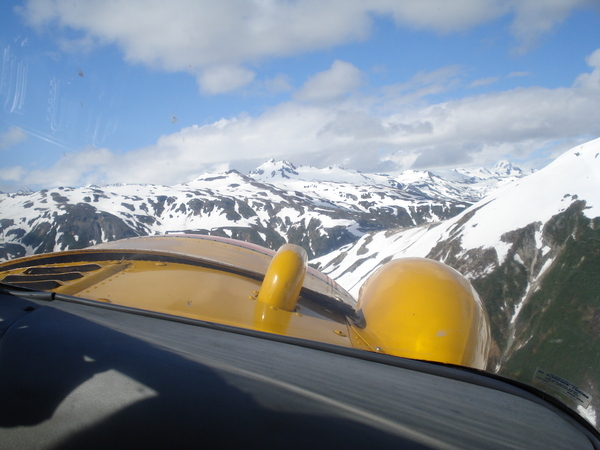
[257,244,308,312]
[353,258,490,370]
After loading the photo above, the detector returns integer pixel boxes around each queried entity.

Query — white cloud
[262,74,293,94]
[0,166,26,182]
[18,0,599,93]
[23,147,114,188]
[294,60,363,102]
[509,0,597,53]
[587,48,600,68]
[377,65,462,111]
[575,48,600,91]
[470,76,500,88]
[19,0,371,93]
[198,65,256,94]
[0,126,27,150]
[12,48,600,189]
[375,0,508,32]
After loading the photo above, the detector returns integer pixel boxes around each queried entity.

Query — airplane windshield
[1,0,599,437]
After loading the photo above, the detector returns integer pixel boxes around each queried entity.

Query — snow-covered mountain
[312,145,596,294]
[0,157,529,262]
[453,160,526,179]
[312,137,600,425]
[0,140,598,426]
[251,158,527,203]
[250,159,386,185]
[1,159,521,262]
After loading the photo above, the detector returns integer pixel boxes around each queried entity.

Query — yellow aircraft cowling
[254,244,307,335]
[352,258,491,370]
[257,244,307,312]
[0,235,491,370]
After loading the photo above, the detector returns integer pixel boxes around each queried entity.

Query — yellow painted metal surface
[92,235,356,307]
[53,263,129,295]
[0,237,353,348]
[76,260,350,346]
[92,235,276,275]
[0,236,491,369]
[257,244,307,312]
[352,258,490,369]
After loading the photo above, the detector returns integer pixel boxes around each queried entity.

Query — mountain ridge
[0,159,524,259]
[311,137,600,427]
[0,158,524,262]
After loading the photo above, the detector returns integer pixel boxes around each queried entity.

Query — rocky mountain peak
[491,160,525,177]
[249,159,299,181]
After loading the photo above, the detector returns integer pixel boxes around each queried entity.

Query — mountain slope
[251,159,525,203]
[312,137,600,425]
[0,168,476,261]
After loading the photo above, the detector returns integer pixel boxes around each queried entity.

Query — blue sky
[1,0,599,191]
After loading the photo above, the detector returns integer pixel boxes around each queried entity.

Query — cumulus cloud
[385,51,600,167]
[18,0,371,93]
[378,65,462,111]
[0,126,27,150]
[294,60,363,102]
[262,74,293,94]
[18,0,598,93]
[470,76,501,88]
[575,48,600,91]
[14,47,599,190]
[587,48,600,67]
[198,65,256,94]
[23,147,115,188]
[509,0,598,53]
[0,166,26,182]
[375,0,508,32]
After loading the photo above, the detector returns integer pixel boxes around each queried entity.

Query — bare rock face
[425,201,600,382]
[492,203,600,397]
